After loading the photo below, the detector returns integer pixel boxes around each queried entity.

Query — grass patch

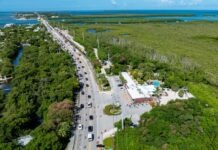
[103,137,114,150]
[104,104,121,116]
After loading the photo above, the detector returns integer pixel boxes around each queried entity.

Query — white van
[88,133,93,141]
[88,102,92,108]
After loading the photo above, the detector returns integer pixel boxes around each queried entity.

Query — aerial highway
[40,17,102,150]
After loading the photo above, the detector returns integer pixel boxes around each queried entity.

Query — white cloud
[160,0,203,6]
[111,0,117,5]
[160,0,174,4]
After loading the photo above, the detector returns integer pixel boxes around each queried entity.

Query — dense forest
[114,98,218,149]
[52,21,218,149]
[0,26,79,149]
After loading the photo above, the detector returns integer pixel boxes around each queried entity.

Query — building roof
[121,72,156,100]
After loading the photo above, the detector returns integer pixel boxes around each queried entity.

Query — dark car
[84,72,87,74]
[86,84,89,87]
[96,144,105,148]
[89,115,93,120]
[79,61,82,63]
[82,66,85,68]
[75,115,81,121]
[88,126,93,132]
[118,84,123,87]
[80,104,84,109]
[85,78,89,81]
[88,95,91,99]
[81,91,85,95]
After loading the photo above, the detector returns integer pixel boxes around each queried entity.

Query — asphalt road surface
[41,17,100,150]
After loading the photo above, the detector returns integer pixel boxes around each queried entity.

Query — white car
[88,102,92,108]
[88,133,93,141]
[78,124,83,130]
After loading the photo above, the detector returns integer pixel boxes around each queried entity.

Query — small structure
[18,135,33,146]
[0,75,13,84]
[4,23,15,28]
[0,31,4,36]
[121,72,156,102]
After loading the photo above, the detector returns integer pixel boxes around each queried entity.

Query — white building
[4,23,15,28]
[121,72,156,102]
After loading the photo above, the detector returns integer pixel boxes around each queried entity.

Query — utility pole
[82,32,85,41]
[97,37,100,49]
[121,111,124,130]
[73,30,75,38]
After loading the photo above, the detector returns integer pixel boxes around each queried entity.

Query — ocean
[1,10,218,27]
[0,12,38,28]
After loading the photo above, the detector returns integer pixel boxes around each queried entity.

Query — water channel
[0,48,24,94]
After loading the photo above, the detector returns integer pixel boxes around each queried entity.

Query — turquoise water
[153,80,160,88]
[0,12,38,28]
[12,48,24,67]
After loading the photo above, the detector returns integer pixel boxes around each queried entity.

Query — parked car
[88,95,91,99]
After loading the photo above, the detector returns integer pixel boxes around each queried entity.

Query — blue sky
[0,0,218,11]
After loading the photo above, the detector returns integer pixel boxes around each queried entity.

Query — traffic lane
[77,85,90,150]
[75,69,92,149]
[85,75,98,147]
[56,33,97,148]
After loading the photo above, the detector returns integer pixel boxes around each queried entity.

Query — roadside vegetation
[50,15,218,149]
[0,26,79,149]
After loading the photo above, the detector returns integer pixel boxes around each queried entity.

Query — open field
[57,21,218,84]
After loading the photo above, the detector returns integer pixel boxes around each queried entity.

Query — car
[118,84,123,87]
[96,144,105,148]
[85,78,88,81]
[82,66,85,68]
[75,115,81,121]
[80,104,84,109]
[78,124,83,130]
[88,126,93,132]
[88,102,92,108]
[88,95,91,98]
[89,115,93,120]
[79,61,82,63]
[81,91,85,95]
[86,84,89,87]
[79,74,83,77]
[84,72,87,74]
[88,133,93,141]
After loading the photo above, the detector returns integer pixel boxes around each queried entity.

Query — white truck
[88,133,93,141]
